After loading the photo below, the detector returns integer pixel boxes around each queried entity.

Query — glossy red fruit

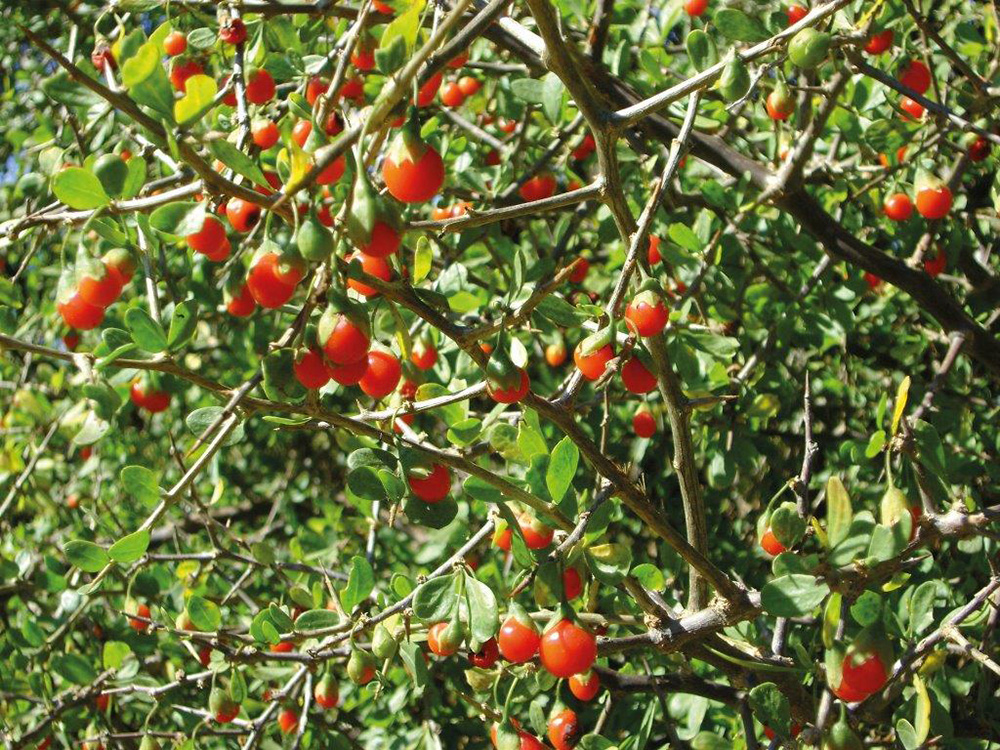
[684,0,708,17]
[832,674,869,702]
[128,603,151,632]
[841,651,888,696]
[252,119,280,149]
[440,82,465,108]
[898,59,931,95]
[498,615,540,663]
[458,76,481,96]
[632,410,656,438]
[625,299,668,337]
[316,154,347,186]
[568,671,601,701]
[883,193,912,222]
[169,59,203,92]
[545,341,567,367]
[786,4,808,25]
[131,382,171,414]
[359,350,401,399]
[548,709,580,750]
[520,516,554,549]
[219,18,247,45]
[469,638,500,668]
[427,622,460,656]
[246,69,276,104]
[448,50,469,69]
[187,216,228,257]
[361,222,401,258]
[199,646,212,667]
[338,77,365,104]
[864,29,893,55]
[91,45,116,72]
[574,343,613,381]
[227,283,256,317]
[291,120,313,149]
[383,142,445,203]
[63,333,80,351]
[408,463,451,503]
[621,357,657,394]
[900,96,924,121]
[327,357,369,386]
[760,528,786,556]
[163,31,187,57]
[410,340,437,370]
[78,264,124,308]
[306,76,327,106]
[417,71,444,107]
[540,619,596,678]
[322,314,370,365]
[572,133,596,161]
[519,173,557,202]
[647,235,662,265]
[294,350,331,390]
[487,369,530,404]
[766,88,795,121]
[485,149,501,166]
[864,272,883,291]
[277,708,298,734]
[374,0,393,12]
[226,197,261,232]
[563,567,583,600]
[247,254,300,308]
[968,136,990,162]
[271,640,294,653]
[95,692,110,712]
[351,43,376,72]
[346,252,392,297]
[211,688,239,723]
[314,677,339,709]
[915,184,952,220]
[569,258,589,284]
[923,250,946,277]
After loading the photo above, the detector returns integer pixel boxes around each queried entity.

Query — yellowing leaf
[913,673,931,743]
[890,375,911,435]
[174,74,217,125]
[825,476,852,548]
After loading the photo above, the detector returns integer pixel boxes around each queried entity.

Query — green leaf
[41,72,104,108]
[464,572,499,648]
[541,73,564,125]
[686,29,717,72]
[908,581,937,637]
[825,476,852,548]
[174,74,217,125]
[186,595,221,631]
[167,300,198,351]
[347,466,387,503]
[866,520,909,563]
[747,683,790,739]
[52,168,110,210]
[511,77,545,104]
[546,437,579,504]
[412,572,458,622]
[447,418,482,447]
[828,512,876,567]
[865,429,886,458]
[913,675,931,743]
[849,590,882,626]
[399,640,429,697]
[64,540,109,572]
[896,719,918,750]
[535,295,585,327]
[230,667,247,704]
[339,556,375,613]
[404,495,458,528]
[103,641,131,670]
[715,8,770,42]
[149,201,207,237]
[631,563,665,591]
[51,653,97,684]
[295,609,342,631]
[209,140,269,189]
[517,419,547,462]
[413,237,433,284]
[760,574,829,617]
[586,543,632,586]
[911,419,949,480]
[120,465,160,505]
[107,529,150,564]
[120,42,174,117]
[120,155,147,200]
[185,407,245,445]
[125,308,168,353]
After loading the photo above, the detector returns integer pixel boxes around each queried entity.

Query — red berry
[968,136,990,163]
[766,89,795,121]
[900,96,924,121]
[252,119,280,150]
[864,29,893,55]
[78,264,124,308]
[684,0,708,17]
[169,59,203,92]
[130,382,171,413]
[346,252,392,297]
[306,76,328,106]
[563,567,583,600]
[247,253,300,309]
[186,216,228,257]
[485,150,501,166]
[227,283,256,317]
[548,709,580,750]
[322,314,370,365]
[898,59,931,95]
[351,44,375,72]
[270,640,294,653]
[915,185,952,220]
[63,333,80,351]
[568,671,601,701]
[294,349,331,390]
[519,515,553,549]
[95,692,110,712]
[498,615,540,663]
[469,638,500,668]
[316,154,347,186]
[361,222,402,258]
[545,341,568,367]
[417,71,443,107]
[540,619,596,678]
[519,173,557,202]
[487,369,530,404]
[447,50,469,69]
[219,18,247,45]
[374,0,393,12]
[410,340,437,370]
[246,69,276,105]
[647,235,662,265]
[760,528,786,556]
[408,463,451,503]
[359,350,401,399]
[574,343,613,381]
[128,603,151,632]
[625,299,668,337]
[314,679,339,710]
[427,622,460,656]
[440,82,466,108]
[226,197,261,233]
[163,31,187,57]
[621,357,657,394]
[841,650,888,697]
[572,133,596,161]
[383,143,445,203]
[328,357,370,386]
[199,646,212,667]
[865,272,883,291]
[91,46,116,72]
[883,193,912,222]
[458,76,481,96]
[632,409,656,438]
[277,708,298,734]
[569,258,589,284]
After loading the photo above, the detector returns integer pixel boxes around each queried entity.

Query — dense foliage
[1,0,999,749]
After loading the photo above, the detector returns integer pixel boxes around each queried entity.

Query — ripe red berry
[187,216,228,257]
[900,96,924,121]
[220,18,247,45]
[548,709,580,750]
[227,283,256,317]
[765,89,795,121]
[383,139,445,203]
[574,343,613,381]
[252,119,280,150]
[469,638,500,668]
[898,59,931,95]
[128,603,151,632]
[498,615,540,663]
[78,263,124,308]
[225,197,261,233]
[247,253,301,309]
[786,4,808,25]
[519,173,557,202]
[91,45,116,72]
[632,409,656,438]
[130,382,171,413]
[967,136,990,162]
[270,640,294,653]
[306,76,327,105]
[360,222,402,258]
[569,258,589,284]
[328,357,370,386]
[625,299,668,337]
[163,31,187,57]
[864,29,893,55]
[923,250,946,277]
[447,50,469,69]
[408,463,451,503]
[292,120,312,149]
[440,82,466,108]
[684,0,709,17]
[563,567,583,600]
[199,646,212,667]
[322,314,370,365]
[410,340,437,370]
[316,154,347,186]
[294,349,331,390]
[572,133,596,161]
[864,272,883,292]
[246,69,276,105]
[760,527,786,556]
[351,44,376,72]
[841,650,888,697]
[545,341,567,367]
[568,671,600,701]
[458,76,481,96]
[487,368,530,404]
[95,692,110,712]
[540,619,596,678]
[169,59,203,92]
[621,357,657,394]
[915,184,952,220]
[359,350,402,399]
[277,708,298,734]
[314,677,339,709]
[882,193,913,222]
[417,71,443,107]
[427,622,460,656]
[647,235,662,265]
